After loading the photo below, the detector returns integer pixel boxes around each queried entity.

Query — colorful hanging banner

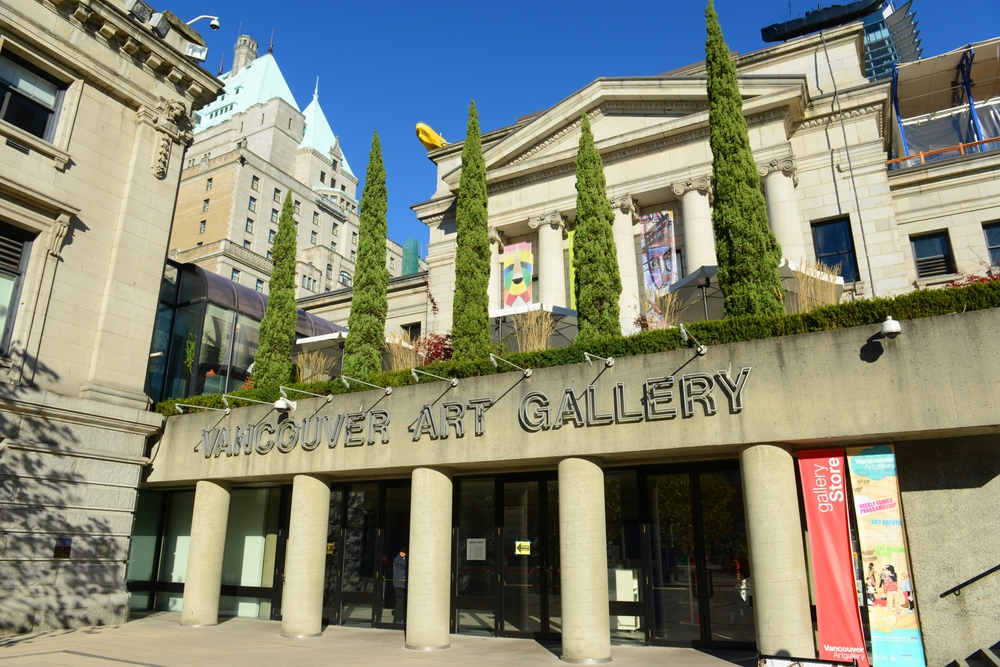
[638,211,678,329]
[846,445,926,667]
[798,449,869,667]
[502,241,533,307]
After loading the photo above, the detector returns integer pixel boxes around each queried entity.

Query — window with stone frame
[0,51,67,142]
[250,175,260,191]
[231,268,240,283]
[326,264,332,278]
[312,211,319,225]
[203,199,209,212]
[320,171,326,183]
[273,188,281,203]
[199,220,206,234]
[268,229,276,244]
[911,231,956,278]
[206,178,213,191]
[310,231,317,245]
[0,221,34,352]
[294,200,301,215]
[984,222,1000,267]
[271,209,279,223]
[255,279,264,293]
[245,219,253,233]
[248,197,257,213]
[339,271,352,287]
[350,250,356,262]
[812,217,861,283]
[332,223,339,237]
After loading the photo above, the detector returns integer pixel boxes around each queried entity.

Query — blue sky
[168,0,1000,251]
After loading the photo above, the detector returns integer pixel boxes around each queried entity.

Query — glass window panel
[323,489,344,621]
[912,232,949,259]
[456,478,496,635]
[195,304,235,396]
[221,489,270,588]
[502,481,541,634]
[606,471,643,643]
[378,486,410,625]
[341,485,378,593]
[219,595,265,619]
[647,474,699,643]
[0,271,18,348]
[126,491,164,583]
[157,491,195,583]
[162,303,201,400]
[227,316,259,393]
[547,479,560,637]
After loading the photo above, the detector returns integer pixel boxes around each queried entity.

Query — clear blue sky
[168,0,1000,252]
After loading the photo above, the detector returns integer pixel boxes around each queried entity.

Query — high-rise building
[169,35,406,300]
[862,1,922,80]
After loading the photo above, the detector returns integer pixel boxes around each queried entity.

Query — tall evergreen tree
[253,191,299,390]
[451,100,492,361]
[572,114,621,342]
[343,131,390,379]
[706,0,784,317]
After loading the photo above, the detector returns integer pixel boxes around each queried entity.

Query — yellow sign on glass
[514,540,531,556]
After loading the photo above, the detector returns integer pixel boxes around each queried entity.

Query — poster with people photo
[846,445,926,667]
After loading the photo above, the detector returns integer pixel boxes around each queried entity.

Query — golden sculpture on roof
[416,122,447,150]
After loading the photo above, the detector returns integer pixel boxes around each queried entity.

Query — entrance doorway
[453,475,560,639]
[322,481,410,629]
[644,466,754,648]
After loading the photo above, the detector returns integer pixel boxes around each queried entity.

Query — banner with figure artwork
[503,242,533,307]
[638,211,677,328]
[846,445,926,667]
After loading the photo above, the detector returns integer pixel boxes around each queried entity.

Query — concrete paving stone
[0,612,752,667]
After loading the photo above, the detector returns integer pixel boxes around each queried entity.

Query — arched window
[339,271,352,287]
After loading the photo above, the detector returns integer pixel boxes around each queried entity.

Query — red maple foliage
[414,331,452,364]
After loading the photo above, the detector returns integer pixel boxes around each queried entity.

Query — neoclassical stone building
[0,0,221,633]
[399,23,999,339]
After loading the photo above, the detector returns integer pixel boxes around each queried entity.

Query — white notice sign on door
[467,538,487,561]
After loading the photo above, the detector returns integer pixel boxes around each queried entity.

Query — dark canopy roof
[188,262,345,337]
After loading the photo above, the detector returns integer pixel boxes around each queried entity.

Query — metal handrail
[887,136,1000,167]
[939,563,1000,598]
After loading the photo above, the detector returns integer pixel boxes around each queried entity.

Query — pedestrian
[393,547,407,624]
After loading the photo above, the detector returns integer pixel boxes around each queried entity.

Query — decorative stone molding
[488,226,507,251]
[145,52,164,70]
[528,212,568,237]
[97,20,118,41]
[72,3,92,22]
[504,108,604,167]
[603,127,711,167]
[671,175,713,198]
[757,157,798,186]
[47,214,71,258]
[137,101,193,179]
[609,195,640,224]
[792,104,884,133]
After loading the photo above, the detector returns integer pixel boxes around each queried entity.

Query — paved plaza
[0,612,755,667]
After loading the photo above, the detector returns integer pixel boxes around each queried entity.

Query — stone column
[488,227,505,312]
[530,212,568,307]
[180,480,232,627]
[672,177,717,273]
[281,474,331,637]
[759,158,806,264]
[740,444,815,657]
[405,467,452,651]
[610,195,642,335]
[558,458,611,663]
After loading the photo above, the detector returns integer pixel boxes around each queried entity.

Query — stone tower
[232,34,258,75]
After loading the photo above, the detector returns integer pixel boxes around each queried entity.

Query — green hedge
[155,281,1000,417]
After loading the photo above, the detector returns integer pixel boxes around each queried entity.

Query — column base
[405,643,450,651]
[280,631,324,638]
[180,622,219,628]
[561,656,612,664]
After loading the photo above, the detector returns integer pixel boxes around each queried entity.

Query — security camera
[881,316,901,340]
[209,17,220,30]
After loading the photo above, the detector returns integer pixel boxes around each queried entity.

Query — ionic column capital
[757,157,798,186]
[608,194,639,224]
[528,212,568,239]
[671,176,713,199]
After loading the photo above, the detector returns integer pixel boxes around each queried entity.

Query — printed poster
[798,449,868,667]
[846,445,926,667]
[639,211,678,328]
[503,242,533,307]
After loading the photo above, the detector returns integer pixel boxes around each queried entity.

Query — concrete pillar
[281,474,331,637]
[740,444,815,657]
[488,229,503,312]
[405,467,452,651]
[759,159,806,264]
[558,458,611,663]
[180,480,232,627]
[610,195,641,335]
[672,177,717,273]
[531,212,567,307]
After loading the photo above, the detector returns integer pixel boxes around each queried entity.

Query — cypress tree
[343,131,390,379]
[572,114,621,343]
[451,100,492,362]
[706,0,785,317]
[253,191,299,390]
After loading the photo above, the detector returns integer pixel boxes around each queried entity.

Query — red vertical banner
[798,449,869,667]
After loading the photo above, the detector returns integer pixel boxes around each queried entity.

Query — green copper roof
[300,80,354,177]
[195,54,298,132]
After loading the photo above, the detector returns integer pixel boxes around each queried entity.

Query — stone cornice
[792,103,884,133]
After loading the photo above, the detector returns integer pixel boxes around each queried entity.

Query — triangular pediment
[439,77,807,191]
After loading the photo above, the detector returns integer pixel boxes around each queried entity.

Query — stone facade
[169,37,406,300]
[405,24,1000,337]
[0,0,222,633]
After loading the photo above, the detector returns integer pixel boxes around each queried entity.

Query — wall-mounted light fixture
[881,316,901,339]
[490,353,532,378]
[175,403,230,415]
[281,386,333,403]
[411,368,459,387]
[679,323,708,356]
[584,352,614,368]
[221,393,278,412]
[340,375,393,395]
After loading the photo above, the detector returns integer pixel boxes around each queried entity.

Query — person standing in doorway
[393,548,407,624]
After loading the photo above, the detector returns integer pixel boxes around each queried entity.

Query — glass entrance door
[323,481,410,628]
[644,466,754,649]
[453,475,559,639]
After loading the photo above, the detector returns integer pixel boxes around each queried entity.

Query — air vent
[5,139,29,155]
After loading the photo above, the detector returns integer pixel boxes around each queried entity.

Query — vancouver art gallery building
[125,21,1000,667]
